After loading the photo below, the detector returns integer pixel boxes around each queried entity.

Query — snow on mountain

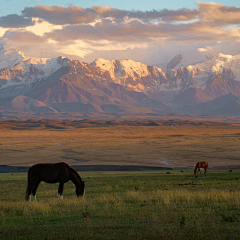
[91,58,207,92]
[167,48,213,70]
[1,47,239,99]
[0,46,238,99]
[2,46,240,115]
[0,47,29,71]
[188,53,240,80]
[91,58,166,92]
[0,47,69,98]
[91,52,240,106]
[91,58,163,79]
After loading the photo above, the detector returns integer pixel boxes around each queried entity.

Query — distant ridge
[1,47,240,117]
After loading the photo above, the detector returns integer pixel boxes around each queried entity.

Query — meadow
[0,170,240,240]
[1,123,240,239]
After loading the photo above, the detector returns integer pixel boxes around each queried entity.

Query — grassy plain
[1,124,240,168]
[1,123,240,239]
[0,171,240,240]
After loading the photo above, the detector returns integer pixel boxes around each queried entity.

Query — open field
[0,170,240,240]
[1,121,240,239]
[0,120,240,169]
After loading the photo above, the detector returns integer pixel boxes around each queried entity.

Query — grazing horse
[194,161,208,175]
[26,162,85,201]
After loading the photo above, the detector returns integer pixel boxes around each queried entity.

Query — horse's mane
[68,165,83,183]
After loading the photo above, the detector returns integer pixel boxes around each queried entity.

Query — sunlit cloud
[0,27,8,37]
[26,18,63,36]
[0,1,239,65]
[197,1,240,25]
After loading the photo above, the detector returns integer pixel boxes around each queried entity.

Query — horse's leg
[204,167,207,174]
[57,182,64,199]
[56,182,60,198]
[26,185,32,202]
[26,181,35,202]
[32,181,41,201]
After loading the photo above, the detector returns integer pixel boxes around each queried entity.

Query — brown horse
[194,161,208,175]
[26,162,85,201]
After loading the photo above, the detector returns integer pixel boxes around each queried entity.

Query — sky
[0,0,240,67]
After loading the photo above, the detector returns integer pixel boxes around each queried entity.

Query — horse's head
[76,181,85,197]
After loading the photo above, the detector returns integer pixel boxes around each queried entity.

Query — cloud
[3,30,45,43]
[25,19,63,36]
[22,5,98,25]
[17,2,240,45]
[44,19,167,43]
[44,17,240,44]
[197,1,240,25]
[0,2,240,65]
[21,5,198,25]
[0,14,35,28]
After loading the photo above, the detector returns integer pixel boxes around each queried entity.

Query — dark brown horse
[194,161,208,175]
[26,162,85,201]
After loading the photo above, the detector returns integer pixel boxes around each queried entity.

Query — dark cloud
[0,14,35,28]
[22,5,98,25]
[19,2,240,27]
[3,30,45,43]
[45,20,168,43]
[21,5,198,25]
[44,16,240,44]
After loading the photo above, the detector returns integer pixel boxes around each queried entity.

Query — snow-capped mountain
[91,58,166,92]
[91,58,207,92]
[0,47,28,70]
[1,46,240,116]
[0,47,69,98]
[188,53,240,79]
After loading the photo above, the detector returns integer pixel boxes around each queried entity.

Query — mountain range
[1,46,240,118]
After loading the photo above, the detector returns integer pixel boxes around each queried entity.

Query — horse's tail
[25,169,31,201]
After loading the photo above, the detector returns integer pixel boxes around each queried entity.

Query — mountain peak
[0,47,29,71]
[4,48,28,59]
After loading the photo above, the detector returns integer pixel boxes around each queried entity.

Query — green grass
[1,170,240,240]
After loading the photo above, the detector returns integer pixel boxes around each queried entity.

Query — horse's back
[28,162,70,183]
[29,162,68,171]
[201,161,208,168]
[196,161,208,168]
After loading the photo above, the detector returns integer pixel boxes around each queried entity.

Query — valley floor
[0,121,240,169]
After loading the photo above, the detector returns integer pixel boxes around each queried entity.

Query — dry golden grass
[0,124,240,168]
